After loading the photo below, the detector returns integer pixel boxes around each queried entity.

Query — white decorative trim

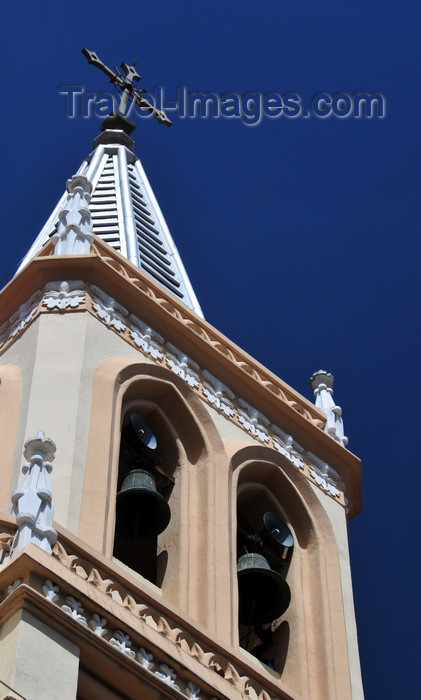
[9,292,41,340]
[61,595,87,625]
[43,281,86,310]
[310,371,348,447]
[202,371,235,418]
[42,579,59,603]
[51,175,94,255]
[237,399,271,444]
[91,286,128,332]
[137,647,154,669]
[309,470,341,499]
[109,630,136,658]
[39,575,281,700]
[271,425,304,469]
[166,342,200,389]
[0,293,41,349]
[129,315,164,359]
[186,681,202,699]
[155,663,180,690]
[89,613,108,637]
[10,432,57,558]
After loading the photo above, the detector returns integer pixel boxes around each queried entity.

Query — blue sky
[1,2,420,697]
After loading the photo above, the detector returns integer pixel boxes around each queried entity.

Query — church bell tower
[0,51,364,700]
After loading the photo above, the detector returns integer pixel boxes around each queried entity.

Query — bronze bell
[116,469,171,540]
[237,553,291,625]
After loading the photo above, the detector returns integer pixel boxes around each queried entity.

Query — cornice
[0,533,303,700]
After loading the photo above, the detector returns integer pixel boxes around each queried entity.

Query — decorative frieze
[202,371,236,418]
[42,281,86,310]
[9,292,41,340]
[109,630,136,657]
[271,425,304,468]
[166,342,200,389]
[42,579,59,603]
[37,570,281,700]
[0,251,323,431]
[186,681,202,700]
[37,580,190,695]
[237,399,271,444]
[0,282,346,504]
[155,663,180,690]
[129,315,164,359]
[1,550,287,698]
[91,285,128,332]
[62,595,88,624]
[89,612,108,637]
[306,449,343,498]
[138,646,154,669]
[309,470,341,499]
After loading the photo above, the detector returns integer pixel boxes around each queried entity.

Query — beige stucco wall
[0,609,79,700]
[309,482,364,700]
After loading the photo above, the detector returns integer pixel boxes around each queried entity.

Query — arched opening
[112,407,177,585]
[237,479,294,670]
[81,359,231,635]
[230,446,353,697]
[109,374,205,589]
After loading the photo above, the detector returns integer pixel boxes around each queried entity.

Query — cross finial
[82,48,172,126]
[120,58,141,86]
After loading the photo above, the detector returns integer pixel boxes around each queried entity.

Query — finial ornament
[310,370,348,447]
[52,175,94,255]
[82,48,172,126]
[10,431,58,558]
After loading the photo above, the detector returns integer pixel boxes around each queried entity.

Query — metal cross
[82,48,172,127]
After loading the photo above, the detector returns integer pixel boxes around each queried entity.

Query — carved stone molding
[42,281,86,310]
[43,539,286,700]
[0,549,288,700]
[39,573,281,700]
[0,292,41,347]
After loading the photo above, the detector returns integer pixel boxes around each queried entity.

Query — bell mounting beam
[82,48,172,127]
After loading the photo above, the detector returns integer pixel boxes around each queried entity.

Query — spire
[17,50,203,317]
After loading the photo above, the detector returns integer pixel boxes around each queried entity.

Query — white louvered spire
[18,122,203,317]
